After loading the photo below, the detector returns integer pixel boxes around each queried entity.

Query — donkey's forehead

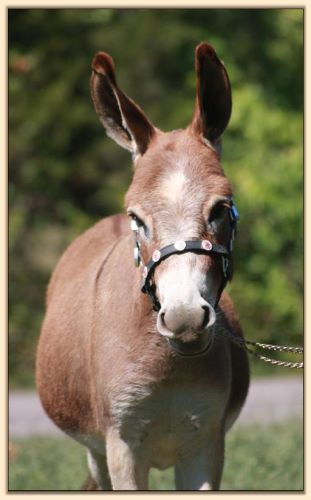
[125,130,232,209]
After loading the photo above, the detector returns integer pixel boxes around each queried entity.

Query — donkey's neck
[100,230,156,328]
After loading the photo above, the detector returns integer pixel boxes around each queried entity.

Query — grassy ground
[9,418,303,491]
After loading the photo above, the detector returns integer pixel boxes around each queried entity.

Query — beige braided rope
[218,327,303,369]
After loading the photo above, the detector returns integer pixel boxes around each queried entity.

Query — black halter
[131,201,239,312]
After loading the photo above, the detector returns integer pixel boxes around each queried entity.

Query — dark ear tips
[195,42,220,73]
[195,42,216,60]
[92,52,116,85]
[90,50,155,155]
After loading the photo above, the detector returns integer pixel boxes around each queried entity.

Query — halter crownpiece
[131,200,240,312]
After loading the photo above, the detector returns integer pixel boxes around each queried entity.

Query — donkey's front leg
[174,427,225,490]
[106,427,149,490]
[86,448,112,490]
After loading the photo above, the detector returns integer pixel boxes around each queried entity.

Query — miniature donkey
[36,42,249,490]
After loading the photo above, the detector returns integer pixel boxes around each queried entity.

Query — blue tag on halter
[230,203,240,222]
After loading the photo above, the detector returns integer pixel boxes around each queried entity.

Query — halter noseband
[131,201,239,312]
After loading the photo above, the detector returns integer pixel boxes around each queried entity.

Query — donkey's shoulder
[46,214,130,302]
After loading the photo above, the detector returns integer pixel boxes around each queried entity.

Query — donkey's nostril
[160,311,166,327]
[156,309,176,339]
[202,306,210,329]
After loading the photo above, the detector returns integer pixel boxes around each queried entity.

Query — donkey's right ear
[90,52,155,156]
[190,43,232,145]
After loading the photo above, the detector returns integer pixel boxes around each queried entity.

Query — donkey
[36,42,249,491]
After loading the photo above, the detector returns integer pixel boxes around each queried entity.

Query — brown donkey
[36,42,249,491]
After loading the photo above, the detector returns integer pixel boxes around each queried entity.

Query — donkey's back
[36,43,249,490]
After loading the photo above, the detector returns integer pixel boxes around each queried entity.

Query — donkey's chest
[111,382,229,470]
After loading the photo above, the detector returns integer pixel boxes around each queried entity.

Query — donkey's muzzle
[162,305,209,336]
[156,302,216,341]
[157,303,215,357]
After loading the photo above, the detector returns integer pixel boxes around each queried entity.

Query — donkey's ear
[191,42,232,144]
[90,52,155,156]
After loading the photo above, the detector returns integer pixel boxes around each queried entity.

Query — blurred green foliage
[9,9,303,387]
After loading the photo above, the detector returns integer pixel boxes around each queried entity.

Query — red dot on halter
[201,240,213,251]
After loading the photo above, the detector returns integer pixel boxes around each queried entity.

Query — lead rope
[218,327,303,369]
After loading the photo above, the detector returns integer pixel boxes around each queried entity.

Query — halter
[131,200,239,312]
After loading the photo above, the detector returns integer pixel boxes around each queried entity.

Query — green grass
[9,419,303,491]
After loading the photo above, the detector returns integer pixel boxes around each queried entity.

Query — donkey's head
[91,43,238,356]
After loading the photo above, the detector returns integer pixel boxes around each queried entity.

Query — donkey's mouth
[167,331,214,358]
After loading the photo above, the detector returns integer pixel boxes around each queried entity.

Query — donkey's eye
[209,203,228,222]
[128,212,149,236]
[130,214,144,228]
[207,203,228,233]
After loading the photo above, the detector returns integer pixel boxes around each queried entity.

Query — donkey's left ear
[190,42,232,145]
[91,51,155,156]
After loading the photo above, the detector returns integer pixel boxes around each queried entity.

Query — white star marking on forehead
[160,170,187,204]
